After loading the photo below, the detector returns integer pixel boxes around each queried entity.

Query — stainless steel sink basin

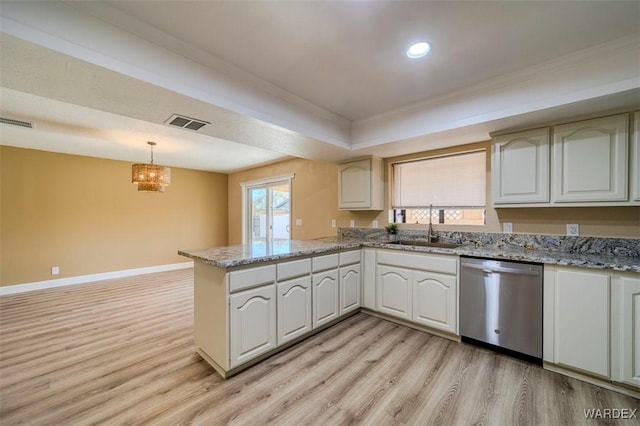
[390,240,461,249]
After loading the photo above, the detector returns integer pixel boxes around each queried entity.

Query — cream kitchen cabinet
[361,248,377,310]
[631,112,640,202]
[492,128,550,204]
[545,265,640,395]
[375,250,458,334]
[339,250,361,316]
[277,259,312,345]
[553,114,629,202]
[548,267,611,378]
[376,265,412,320]
[338,157,384,210]
[612,273,640,388]
[412,271,457,334]
[230,285,277,369]
[191,249,360,378]
[312,254,340,328]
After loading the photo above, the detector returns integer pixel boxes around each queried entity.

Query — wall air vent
[164,114,209,131]
[0,117,33,128]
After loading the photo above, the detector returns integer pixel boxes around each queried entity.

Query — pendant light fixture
[131,141,171,192]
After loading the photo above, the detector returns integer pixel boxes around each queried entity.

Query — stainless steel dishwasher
[459,256,543,364]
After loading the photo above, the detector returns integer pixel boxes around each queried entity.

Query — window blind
[392,151,486,208]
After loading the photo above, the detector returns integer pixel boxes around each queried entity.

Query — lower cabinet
[612,273,640,387]
[339,264,361,315]
[546,266,640,394]
[230,285,277,369]
[376,265,412,320]
[375,251,458,334]
[313,268,339,328]
[553,268,610,378]
[277,275,312,345]
[413,271,457,334]
[362,249,377,310]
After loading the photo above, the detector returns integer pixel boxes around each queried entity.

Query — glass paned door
[246,181,290,247]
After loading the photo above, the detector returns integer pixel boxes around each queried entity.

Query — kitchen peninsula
[180,231,640,398]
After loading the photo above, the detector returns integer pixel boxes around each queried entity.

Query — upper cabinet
[492,128,550,204]
[553,114,628,202]
[338,157,384,210]
[492,112,637,207]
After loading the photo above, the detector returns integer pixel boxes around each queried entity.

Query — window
[392,150,486,226]
[241,174,293,247]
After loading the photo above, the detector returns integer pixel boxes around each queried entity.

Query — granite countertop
[178,238,361,268]
[179,236,640,272]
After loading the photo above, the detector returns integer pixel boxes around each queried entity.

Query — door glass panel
[249,187,267,245]
[246,181,290,249]
[270,184,290,243]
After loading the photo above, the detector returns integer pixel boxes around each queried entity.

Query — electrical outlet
[503,223,513,234]
[51,266,60,275]
[350,220,355,228]
[372,220,379,228]
[295,218,303,227]
[567,224,579,236]
[331,219,336,228]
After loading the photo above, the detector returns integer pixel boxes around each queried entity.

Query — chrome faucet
[427,204,439,242]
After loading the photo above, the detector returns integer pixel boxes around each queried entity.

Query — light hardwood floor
[1,269,638,425]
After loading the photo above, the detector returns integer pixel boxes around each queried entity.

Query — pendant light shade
[132,142,171,192]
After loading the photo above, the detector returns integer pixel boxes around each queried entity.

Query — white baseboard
[0,262,194,296]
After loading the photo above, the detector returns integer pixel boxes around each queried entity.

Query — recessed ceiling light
[407,42,431,59]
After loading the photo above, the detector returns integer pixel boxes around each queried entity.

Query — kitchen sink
[389,240,461,249]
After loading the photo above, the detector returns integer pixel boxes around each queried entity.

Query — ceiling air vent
[164,114,209,131]
[0,117,33,128]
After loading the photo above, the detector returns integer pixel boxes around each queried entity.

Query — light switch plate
[331,219,336,228]
[295,218,303,227]
[350,220,355,228]
[503,223,513,234]
[567,224,579,236]
[372,220,379,228]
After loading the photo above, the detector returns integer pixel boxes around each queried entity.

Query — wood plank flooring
[1,268,638,425]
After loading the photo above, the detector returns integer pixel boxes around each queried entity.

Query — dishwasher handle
[461,261,541,276]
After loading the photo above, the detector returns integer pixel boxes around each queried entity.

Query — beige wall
[1,146,228,286]
[228,158,386,244]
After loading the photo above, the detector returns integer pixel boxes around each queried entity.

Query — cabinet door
[553,114,629,202]
[632,112,640,201]
[612,274,640,387]
[340,264,361,316]
[376,265,412,320]
[554,269,610,378]
[338,159,372,209]
[412,271,457,334]
[362,249,377,310]
[313,269,339,328]
[492,128,549,204]
[277,276,312,345]
[230,285,277,368]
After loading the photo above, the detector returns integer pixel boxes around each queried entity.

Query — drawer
[312,253,339,272]
[229,265,276,292]
[339,250,361,266]
[277,258,311,281]
[377,250,457,275]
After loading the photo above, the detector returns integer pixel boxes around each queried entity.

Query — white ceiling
[101,0,640,121]
[0,1,639,172]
